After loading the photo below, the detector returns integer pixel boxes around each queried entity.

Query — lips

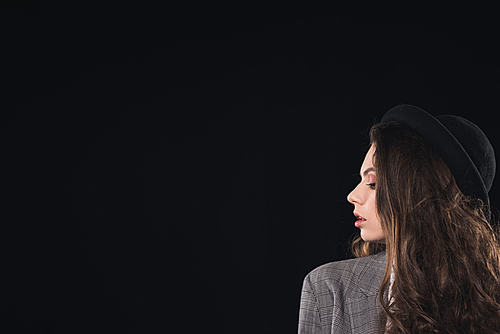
[354,212,366,227]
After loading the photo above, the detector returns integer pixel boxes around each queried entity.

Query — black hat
[381,104,496,218]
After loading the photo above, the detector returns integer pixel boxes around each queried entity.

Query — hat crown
[381,104,496,211]
[437,115,496,192]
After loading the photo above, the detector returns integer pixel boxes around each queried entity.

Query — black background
[2,3,500,333]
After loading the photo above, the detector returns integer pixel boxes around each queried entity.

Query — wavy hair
[351,121,500,333]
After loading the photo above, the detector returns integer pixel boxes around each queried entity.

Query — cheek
[366,194,378,217]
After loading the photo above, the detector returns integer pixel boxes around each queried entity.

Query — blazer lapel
[346,251,386,333]
[357,250,386,296]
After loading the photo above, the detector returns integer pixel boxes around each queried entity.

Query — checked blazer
[298,250,386,334]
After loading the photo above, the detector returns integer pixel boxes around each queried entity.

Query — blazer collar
[356,250,387,296]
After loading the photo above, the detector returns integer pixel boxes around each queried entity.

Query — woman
[298,105,500,333]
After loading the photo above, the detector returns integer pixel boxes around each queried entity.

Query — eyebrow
[361,167,376,177]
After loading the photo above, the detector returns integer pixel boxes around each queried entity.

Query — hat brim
[380,104,489,211]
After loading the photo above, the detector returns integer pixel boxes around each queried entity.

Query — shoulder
[299,251,386,332]
[307,251,386,279]
[304,251,386,296]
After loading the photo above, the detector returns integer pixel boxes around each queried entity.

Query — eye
[366,182,376,190]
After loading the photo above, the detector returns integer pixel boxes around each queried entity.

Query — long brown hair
[351,121,500,333]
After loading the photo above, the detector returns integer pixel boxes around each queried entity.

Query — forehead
[360,146,375,173]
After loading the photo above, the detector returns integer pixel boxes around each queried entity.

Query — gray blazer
[298,251,386,334]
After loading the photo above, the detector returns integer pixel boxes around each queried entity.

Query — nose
[347,183,363,205]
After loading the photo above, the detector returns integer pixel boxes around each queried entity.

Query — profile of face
[347,145,385,243]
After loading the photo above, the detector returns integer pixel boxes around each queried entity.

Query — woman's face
[347,145,385,242]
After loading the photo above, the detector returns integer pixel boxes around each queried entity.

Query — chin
[361,233,385,243]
